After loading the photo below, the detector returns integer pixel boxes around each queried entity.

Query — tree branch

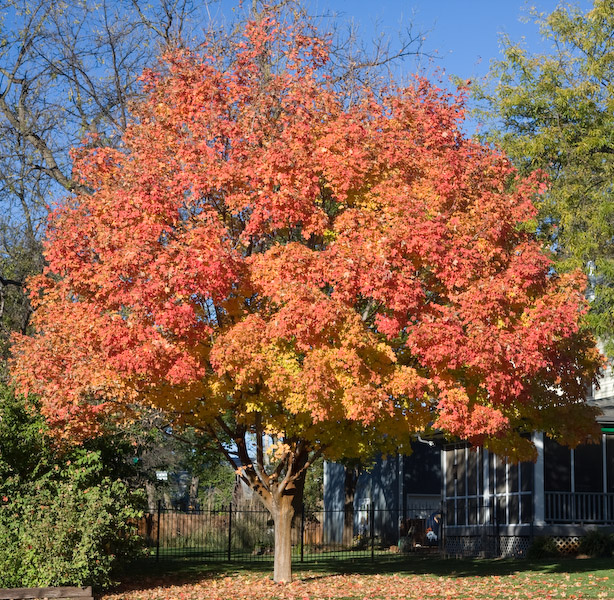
[254,411,269,485]
[0,94,90,195]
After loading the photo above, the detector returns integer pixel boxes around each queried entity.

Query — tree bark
[267,457,309,582]
[271,492,296,583]
[145,481,157,513]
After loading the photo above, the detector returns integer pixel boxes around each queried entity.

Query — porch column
[601,433,612,523]
[533,431,545,525]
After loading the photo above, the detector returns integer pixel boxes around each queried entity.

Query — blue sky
[305,0,593,83]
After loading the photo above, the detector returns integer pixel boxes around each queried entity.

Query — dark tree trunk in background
[343,463,361,544]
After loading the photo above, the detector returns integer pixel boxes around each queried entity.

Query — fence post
[440,501,445,557]
[227,502,233,562]
[155,499,161,562]
[370,502,375,561]
[300,504,305,562]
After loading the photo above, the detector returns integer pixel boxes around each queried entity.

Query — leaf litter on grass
[101,570,614,600]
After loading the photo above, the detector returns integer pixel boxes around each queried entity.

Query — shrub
[527,536,559,559]
[0,450,145,590]
[0,385,146,589]
[578,529,614,558]
[232,512,274,553]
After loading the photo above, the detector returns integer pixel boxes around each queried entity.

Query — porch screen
[575,443,602,493]
[544,437,571,492]
[443,447,533,526]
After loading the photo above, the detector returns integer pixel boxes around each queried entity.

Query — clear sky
[305,0,594,83]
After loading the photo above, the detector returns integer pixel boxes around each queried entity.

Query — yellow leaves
[140,379,203,408]
[266,441,291,460]
[484,434,538,464]
[203,376,229,402]
[341,169,396,212]
[269,344,301,374]
[346,189,382,212]
[373,341,397,365]
[322,229,338,243]
[243,401,260,413]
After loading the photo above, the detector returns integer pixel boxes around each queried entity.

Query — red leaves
[434,388,509,442]
[10,12,602,456]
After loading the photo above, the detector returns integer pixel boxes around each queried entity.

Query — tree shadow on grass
[292,555,614,578]
[109,558,229,594]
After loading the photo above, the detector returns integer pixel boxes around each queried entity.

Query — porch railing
[545,491,614,524]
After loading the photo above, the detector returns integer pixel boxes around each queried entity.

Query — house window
[544,435,613,524]
[456,450,466,496]
[445,450,455,498]
[521,462,533,492]
[490,455,532,525]
[444,447,481,526]
[404,441,442,496]
[469,449,480,496]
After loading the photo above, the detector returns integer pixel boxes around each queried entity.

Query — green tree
[474,0,614,352]
[135,424,238,510]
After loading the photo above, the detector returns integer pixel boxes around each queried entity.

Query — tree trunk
[145,481,157,513]
[189,475,199,509]
[343,464,360,544]
[211,421,312,584]
[271,493,296,583]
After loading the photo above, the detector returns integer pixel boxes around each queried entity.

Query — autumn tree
[474,0,614,353]
[11,11,603,582]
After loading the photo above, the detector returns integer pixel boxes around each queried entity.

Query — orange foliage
[11,14,602,460]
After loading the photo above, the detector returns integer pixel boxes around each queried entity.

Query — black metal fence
[139,502,445,562]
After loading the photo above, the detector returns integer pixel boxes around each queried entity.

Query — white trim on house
[533,432,545,525]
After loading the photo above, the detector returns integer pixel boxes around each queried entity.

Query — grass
[102,555,614,599]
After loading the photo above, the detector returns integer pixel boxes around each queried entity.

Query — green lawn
[102,556,614,599]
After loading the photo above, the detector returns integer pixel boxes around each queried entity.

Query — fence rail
[139,502,444,561]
